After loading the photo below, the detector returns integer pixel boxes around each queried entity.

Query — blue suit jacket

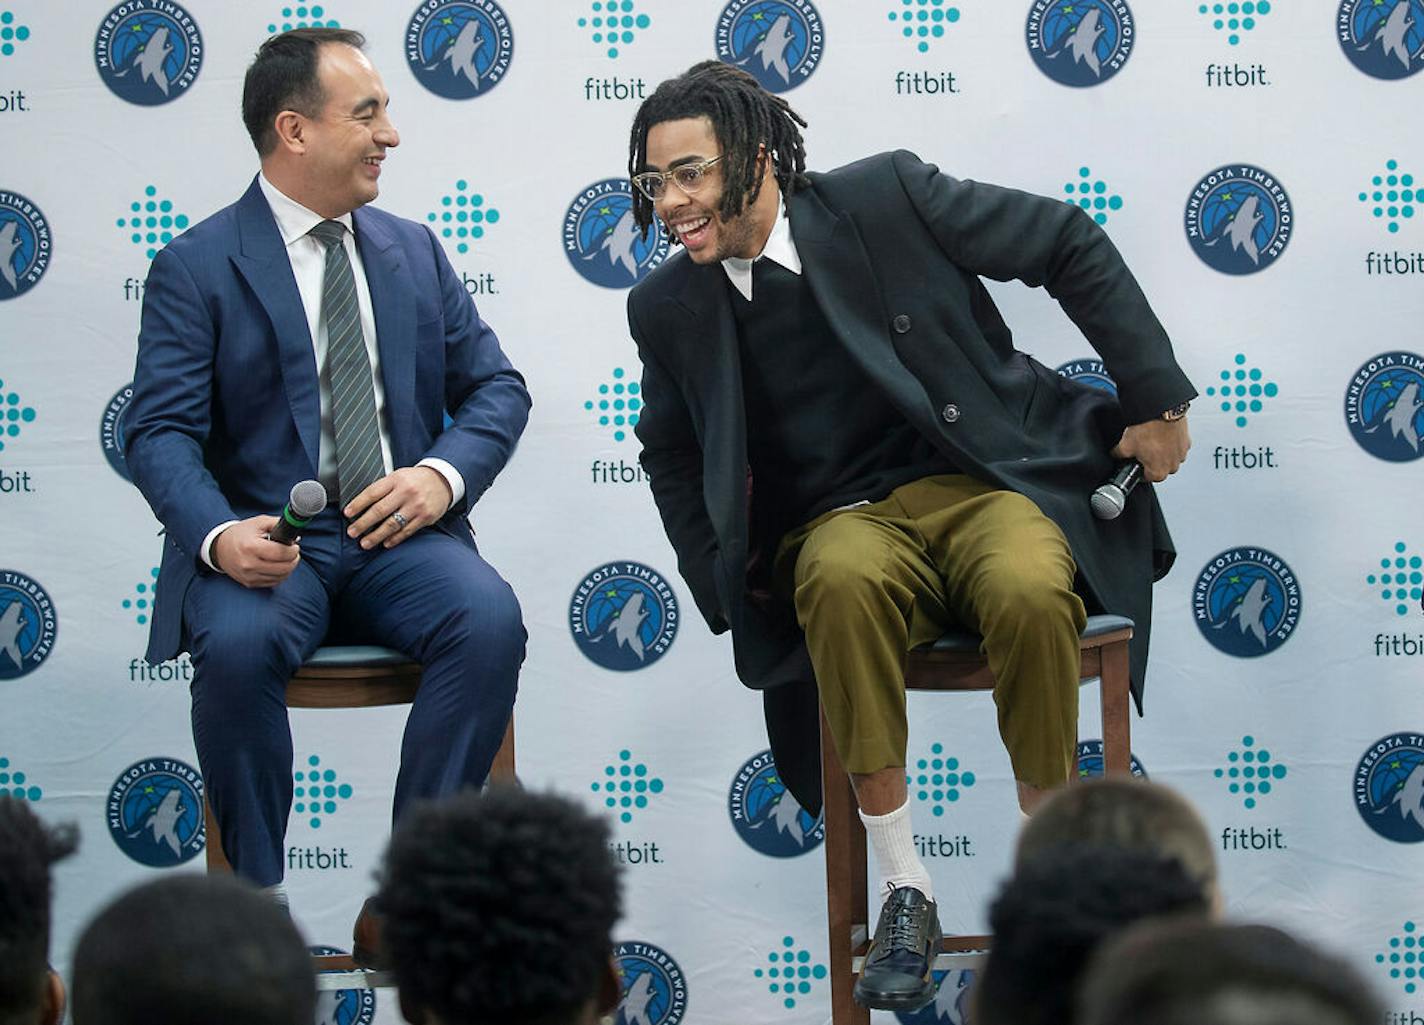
[126,177,531,663]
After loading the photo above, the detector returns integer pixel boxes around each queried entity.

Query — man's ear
[41,967,65,1025]
[597,955,622,1015]
[272,110,307,154]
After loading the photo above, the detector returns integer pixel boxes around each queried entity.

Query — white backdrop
[1,2,1422,1024]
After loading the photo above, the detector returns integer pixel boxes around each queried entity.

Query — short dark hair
[378,786,622,1025]
[241,27,367,155]
[0,797,76,1025]
[1078,918,1384,1025]
[973,845,1213,1025]
[628,60,810,240]
[1015,779,1217,896]
[70,874,314,1025]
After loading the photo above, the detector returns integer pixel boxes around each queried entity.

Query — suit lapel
[666,262,748,556]
[230,177,320,475]
[353,208,415,463]
[790,185,941,434]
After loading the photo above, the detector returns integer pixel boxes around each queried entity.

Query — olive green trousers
[774,475,1087,789]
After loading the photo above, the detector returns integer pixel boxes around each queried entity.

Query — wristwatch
[1160,401,1191,422]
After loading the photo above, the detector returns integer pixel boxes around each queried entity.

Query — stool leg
[1099,638,1132,775]
[821,706,871,1025]
[489,716,517,783]
[203,794,231,872]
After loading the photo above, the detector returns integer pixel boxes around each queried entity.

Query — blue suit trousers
[182,510,523,886]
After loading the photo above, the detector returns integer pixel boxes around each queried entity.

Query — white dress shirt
[200,176,463,569]
[721,199,802,300]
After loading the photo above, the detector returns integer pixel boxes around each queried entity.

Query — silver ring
[391,511,408,529]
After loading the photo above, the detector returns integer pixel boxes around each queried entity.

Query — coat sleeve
[124,244,239,565]
[628,293,728,634]
[419,225,531,513]
[889,149,1196,424]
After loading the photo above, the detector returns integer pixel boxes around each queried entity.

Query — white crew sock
[265,882,289,910]
[859,799,933,900]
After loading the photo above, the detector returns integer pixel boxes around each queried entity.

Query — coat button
[892,314,912,334]
[941,403,961,424]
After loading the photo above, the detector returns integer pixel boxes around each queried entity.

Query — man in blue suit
[124,28,529,959]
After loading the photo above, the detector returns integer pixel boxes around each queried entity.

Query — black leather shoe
[351,897,388,970]
[853,886,942,1011]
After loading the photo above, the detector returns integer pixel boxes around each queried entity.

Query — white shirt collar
[258,172,354,247]
[721,196,801,302]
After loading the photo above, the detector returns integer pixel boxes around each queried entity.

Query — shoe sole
[852,979,937,1012]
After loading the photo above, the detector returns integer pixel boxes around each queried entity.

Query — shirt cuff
[417,458,465,511]
[201,520,241,572]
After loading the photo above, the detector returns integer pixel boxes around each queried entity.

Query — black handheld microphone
[268,480,328,544]
[1090,462,1144,521]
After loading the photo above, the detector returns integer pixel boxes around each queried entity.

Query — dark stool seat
[821,614,1134,1024]
[202,644,517,972]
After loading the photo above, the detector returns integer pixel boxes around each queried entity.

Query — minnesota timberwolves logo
[1026,0,1135,87]
[569,562,678,671]
[0,571,56,680]
[101,383,136,481]
[613,940,688,1025]
[93,2,203,106]
[1185,165,1293,275]
[564,179,669,289]
[1193,547,1301,657]
[0,191,52,300]
[309,949,377,1024]
[1338,0,1424,80]
[405,0,513,99]
[1344,351,1424,462]
[895,970,974,1025]
[729,749,824,857]
[106,757,205,866]
[1355,733,1424,843]
[1077,740,1148,779]
[715,0,825,93]
[1055,358,1118,396]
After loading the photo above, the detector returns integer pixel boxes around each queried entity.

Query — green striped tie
[309,220,384,507]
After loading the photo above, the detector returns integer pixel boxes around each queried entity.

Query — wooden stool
[202,644,517,972]
[820,613,1134,1025]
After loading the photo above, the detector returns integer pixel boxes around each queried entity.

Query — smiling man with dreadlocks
[625,60,1196,1012]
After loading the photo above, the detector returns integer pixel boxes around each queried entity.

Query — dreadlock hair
[628,60,809,238]
[0,797,77,1025]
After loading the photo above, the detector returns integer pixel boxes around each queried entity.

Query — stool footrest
[314,968,396,991]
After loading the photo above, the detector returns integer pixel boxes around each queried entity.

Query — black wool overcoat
[628,151,1196,813]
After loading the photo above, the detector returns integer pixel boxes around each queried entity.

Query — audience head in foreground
[70,873,314,1025]
[973,845,1213,1025]
[378,786,623,1025]
[1079,917,1384,1025]
[0,797,76,1025]
[1016,777,1219,909]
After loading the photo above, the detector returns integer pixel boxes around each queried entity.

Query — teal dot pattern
[1358,159,1417,235]
[585,367,642,443]
[908,742,976,817]
[117,186,191,261]
[887,0,961,53]
[1063,167,1123,227]
[0,757,43,801]
[1213,735,1286,810]
[591,749,663,824]
[0,10,32,57]
[427,180,500,255]
[1204,353,1278,427]
[752,935,828,1009]
[578,0,651,60]
[293,754,354,829]
[1198,1,1270,46]
[0,378,37,452]
[267,4,341,33]
[1366,541,1423,618]
[121,566,161,626]
[1377,921,1421,994]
